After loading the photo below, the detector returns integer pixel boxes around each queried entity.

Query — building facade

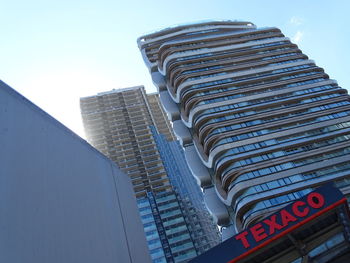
[137,21,350,239]
[81,86,171,198]
[152,129,221,252]
[137,191,198,263]
[80,86,220,262]
[0,80,151,263]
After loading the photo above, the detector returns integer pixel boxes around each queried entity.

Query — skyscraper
[80,86,171,198]
[137,21,350,238]
[80,86,220,262]
[152,129,221,253]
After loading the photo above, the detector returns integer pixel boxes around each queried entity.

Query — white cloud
[290,16,303,26]
[292,31,304,44]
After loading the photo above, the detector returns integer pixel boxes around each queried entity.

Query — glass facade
[151,127,221,251]
[138,192,198,263]
[138,198,167,263]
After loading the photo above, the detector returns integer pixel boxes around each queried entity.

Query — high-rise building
[148,93,221,253]
[137,20,350,239]
[81,86,171,198]
[137,191,198,263]
[80,86,220,262]
[152,128,221,253]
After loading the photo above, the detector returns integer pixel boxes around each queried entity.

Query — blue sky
[0,0,349,137]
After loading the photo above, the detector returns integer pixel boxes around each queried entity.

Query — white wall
[0,80,150,263]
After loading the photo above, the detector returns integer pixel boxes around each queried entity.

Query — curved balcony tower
[138,21,350,234]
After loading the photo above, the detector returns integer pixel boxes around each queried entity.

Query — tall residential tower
[80,86,220,262]
[81,87,171,198]
[138,21,350,237]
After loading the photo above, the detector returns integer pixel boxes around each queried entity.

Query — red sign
[190,183,348,263]
[235,192,325,249]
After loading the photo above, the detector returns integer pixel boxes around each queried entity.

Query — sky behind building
[0,0,348,137]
